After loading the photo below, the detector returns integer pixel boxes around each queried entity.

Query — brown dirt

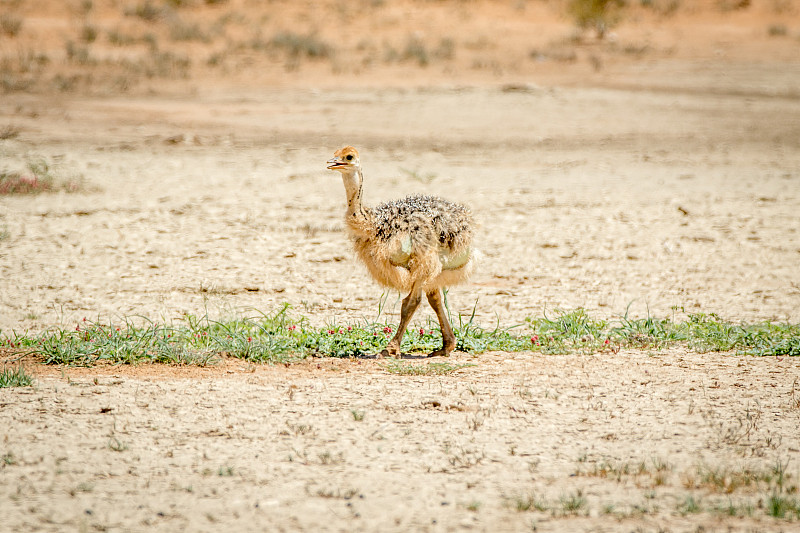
[2,1,800,531]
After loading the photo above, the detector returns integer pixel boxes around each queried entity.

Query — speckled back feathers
[371,194,473,251]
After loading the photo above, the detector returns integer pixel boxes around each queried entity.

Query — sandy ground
[1,351,799,532]
[2,1,800,531]
[1,69,799,330]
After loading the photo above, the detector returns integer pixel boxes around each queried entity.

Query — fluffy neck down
[340,167,374,236]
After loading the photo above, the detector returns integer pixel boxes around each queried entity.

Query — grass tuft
[124,1,164,22]
[0,14,23,37]
[0,365,34,388]
[0,169,52,195]
[567,0,625,39]
[274,33,331,59]
[767,493,800,519]
[265,31,333,70]
[512,491,549,512]
[559,490,588,515]
[677,494,702,515]
[1,156,83,195]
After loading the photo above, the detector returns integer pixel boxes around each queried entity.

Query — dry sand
[2,1,800,531]
[3,351,800,532]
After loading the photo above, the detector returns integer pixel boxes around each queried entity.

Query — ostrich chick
[327,146,476,358]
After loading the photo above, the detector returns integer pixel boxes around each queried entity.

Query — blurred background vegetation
[0,0,797,93]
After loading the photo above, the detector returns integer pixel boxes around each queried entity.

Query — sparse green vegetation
[81,24,98,44]
[768,24,788,37]
[0,156,83,195]
[567,0,626,39]
[677,494,702,515]
[315,486,359,499]
[0,366,33,388]
[169,18,211,42]
[65,41,93,65]
[124,1,163,22]
[683,462,772,493]
[403,34,430,67]
[767,493,800,519]
[717,0,752,11]
[3,306,798,366]
[511,490,588,516]
[578,455,800,521]
[512,491,549,512]
[107,437,128,452]
[268,32,332,66]
[0,125,20,140]
[0,0,785,96]
[531,308,800,357]
[443,443,484,470]
[107,29,138,46]
[559,490,588,515]
[575,456,672,488]
[0,14,23,37]
[384,361,474,376]
[639,0,681,16]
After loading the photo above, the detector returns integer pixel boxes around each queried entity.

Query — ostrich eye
[345,154,353,161]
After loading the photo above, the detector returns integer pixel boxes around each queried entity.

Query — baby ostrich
[327,146,476,358]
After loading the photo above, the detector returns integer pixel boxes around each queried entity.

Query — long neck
[341,167,369,223]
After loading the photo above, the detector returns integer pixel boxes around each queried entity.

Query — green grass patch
[0,365,34,388]
[3,306,798,366]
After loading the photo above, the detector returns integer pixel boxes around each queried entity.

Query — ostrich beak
[327,157,347,170]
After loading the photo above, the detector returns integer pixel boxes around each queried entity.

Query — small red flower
[383,326,393,334]
[419,328,425,335]
[247,336,252,343]
[604,339,610,345]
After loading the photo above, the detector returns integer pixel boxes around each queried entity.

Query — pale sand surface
[1,78,799,331]
[2,351,800,532]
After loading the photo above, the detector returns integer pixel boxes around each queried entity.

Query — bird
[326,146,476,358]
